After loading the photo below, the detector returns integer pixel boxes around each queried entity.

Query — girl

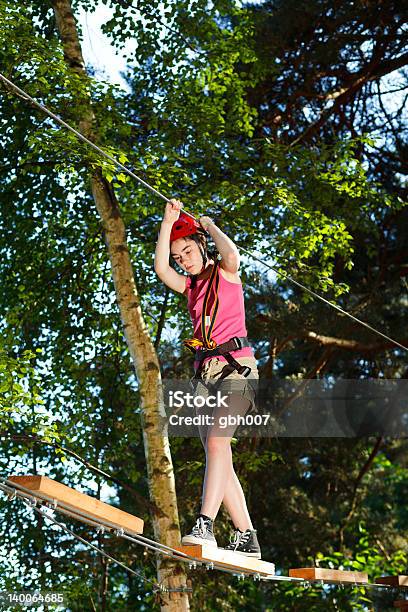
[154,199,261,559]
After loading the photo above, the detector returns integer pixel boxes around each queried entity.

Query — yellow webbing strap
[183,261,220,354]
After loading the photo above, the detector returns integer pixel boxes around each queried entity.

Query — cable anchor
[7,489,16,501]
[27,496,37,507]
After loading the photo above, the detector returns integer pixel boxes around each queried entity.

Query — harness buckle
[238,365,252,378]
[232,336,242,350]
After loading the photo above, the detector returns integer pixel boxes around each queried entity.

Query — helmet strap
[190,234,208,276]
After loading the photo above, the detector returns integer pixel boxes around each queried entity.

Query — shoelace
[229,529,251,549]
[191,517,208,536]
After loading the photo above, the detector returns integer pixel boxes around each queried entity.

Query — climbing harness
[182,259,253,387]
[0,72,406,352]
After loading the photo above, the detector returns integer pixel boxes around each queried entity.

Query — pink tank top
[185,266,253,369]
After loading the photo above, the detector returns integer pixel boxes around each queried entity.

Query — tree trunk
[50,1,189,608]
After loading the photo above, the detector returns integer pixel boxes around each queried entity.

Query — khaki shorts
[191,355,259,414]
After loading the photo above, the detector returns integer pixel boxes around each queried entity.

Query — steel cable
[0,71,406,353]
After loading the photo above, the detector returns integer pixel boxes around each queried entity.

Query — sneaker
[224,528,261,558]
[181,515,218,547]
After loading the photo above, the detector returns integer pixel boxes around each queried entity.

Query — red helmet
[170,212,201,242]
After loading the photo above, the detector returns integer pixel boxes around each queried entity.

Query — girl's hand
[163,199,183,224]
[199,216,214,232]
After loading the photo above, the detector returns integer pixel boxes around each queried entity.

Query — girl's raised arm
[154,200,187,294]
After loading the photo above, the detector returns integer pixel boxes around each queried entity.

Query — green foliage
[0,344,60,441]
[316,523,407,580]
[1,0,407,609]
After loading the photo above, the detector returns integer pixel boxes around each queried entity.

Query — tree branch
[300,331,408,353]
[290,51,408,146]
[338,436,384,548]
[276,347,335,417]
[154,285,170,350]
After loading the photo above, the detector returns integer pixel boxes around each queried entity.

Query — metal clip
[253,572,261,581]
[96,525,106,535]
[27,496,37,507]
[205,562,214,570]
[168,586,193,593]
[114,527,124,537]
[188,561,197,570]
[7,490,16,501]
[232,337,241,349]
[239,366,252,377]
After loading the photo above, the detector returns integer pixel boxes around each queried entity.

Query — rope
[238,245,408,352]
[0,72,406,352]
[0,73,195,217]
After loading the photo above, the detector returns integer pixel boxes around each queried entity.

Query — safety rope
[0,72,406,352]
[237,244,408,352]
[0,73,176,211]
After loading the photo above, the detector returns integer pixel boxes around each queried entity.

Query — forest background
[0,0,407,610]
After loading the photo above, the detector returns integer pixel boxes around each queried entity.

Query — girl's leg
[198,394,253,529]
[221,464,253,531]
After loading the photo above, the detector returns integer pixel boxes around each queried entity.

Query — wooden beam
[377,576,408,588]
[289,567,368,583]
[174,544,275,576]
[9,475,144,535]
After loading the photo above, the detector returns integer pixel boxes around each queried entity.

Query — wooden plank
[174,544,275,576]
[394,601,408,610]
[9,475,144,535]
[377,576,408,588]
[289,567,368,583]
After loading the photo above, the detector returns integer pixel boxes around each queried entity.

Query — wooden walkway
[5,475,408,591]
[9,475,144,535]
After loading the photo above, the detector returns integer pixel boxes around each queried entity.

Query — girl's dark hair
[169,230,217,288]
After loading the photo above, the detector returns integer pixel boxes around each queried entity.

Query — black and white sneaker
[181,515,218,547]
[224,528,261,558]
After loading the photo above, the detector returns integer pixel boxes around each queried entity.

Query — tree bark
[50,1,189,608]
